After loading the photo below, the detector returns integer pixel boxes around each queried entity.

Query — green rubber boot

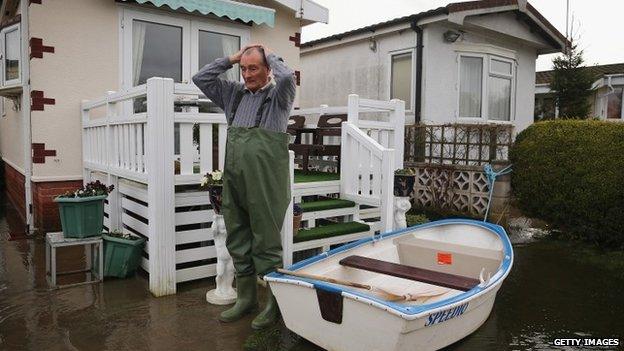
[219,275,258,323]
[251,287,280,330]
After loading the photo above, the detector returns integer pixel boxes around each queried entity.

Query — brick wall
[4,163,26,222]
[31,180,82,232]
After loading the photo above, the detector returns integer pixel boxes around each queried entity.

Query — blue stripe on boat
[267,218,514,316]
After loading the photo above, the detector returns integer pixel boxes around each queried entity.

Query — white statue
[393,196,412,229]
[206,214,237,305]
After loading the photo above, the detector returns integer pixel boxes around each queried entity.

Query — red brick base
[32,179,83,232]
[2,162,84,233]
[4,162,26,223]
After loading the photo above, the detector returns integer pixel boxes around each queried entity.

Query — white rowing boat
[265,219,513,351]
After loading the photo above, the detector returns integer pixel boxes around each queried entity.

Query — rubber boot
[251,287,280,329]
[219,275,258,322]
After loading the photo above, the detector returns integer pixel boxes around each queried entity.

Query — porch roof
[121,0,276,27]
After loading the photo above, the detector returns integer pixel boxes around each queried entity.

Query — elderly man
[192,44,295,329]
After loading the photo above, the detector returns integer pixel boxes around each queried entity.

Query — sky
[301,0,624,72]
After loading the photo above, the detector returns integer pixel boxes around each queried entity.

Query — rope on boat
[483,164,513,222]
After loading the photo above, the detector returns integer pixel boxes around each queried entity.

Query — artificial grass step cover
[294,221,370,243]
[294,170,341,183]
[300,199,356,212]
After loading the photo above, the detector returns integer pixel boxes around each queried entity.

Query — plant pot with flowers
[394,168,416,197]
[201,170,224,214]
[54,181,114,238]
[293,203,303,236]
[102,230,146,278]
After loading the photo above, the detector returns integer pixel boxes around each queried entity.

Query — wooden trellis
[404,123,513,166]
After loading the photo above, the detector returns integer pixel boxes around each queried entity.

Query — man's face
[240,50,270,92]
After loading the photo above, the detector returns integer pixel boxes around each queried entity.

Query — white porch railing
[83,79,405,296]
[82,78,229,297]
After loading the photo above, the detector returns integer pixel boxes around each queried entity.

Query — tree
[549,43,596,119]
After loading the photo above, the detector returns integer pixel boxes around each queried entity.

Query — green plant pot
[102,233,146,278]
[54,195,107,238]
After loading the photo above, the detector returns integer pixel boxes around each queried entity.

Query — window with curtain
[199,30,240,80]
[198,31,240,113]
[459,56,483,118]
[1,25,22,85]
[4,28,20,83]
[459,54,515,121]
[391,52,412,110]
[607,87,623,119]
[488,59,512,121]
[132,20,183,112]
[133,20,183,86]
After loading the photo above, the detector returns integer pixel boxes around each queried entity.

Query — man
[192,44,295,329]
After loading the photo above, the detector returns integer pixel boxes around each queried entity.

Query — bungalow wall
[300,12,551,134]
[421,21,541,133]
[1,0,304,232]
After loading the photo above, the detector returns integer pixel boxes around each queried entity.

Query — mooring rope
[483,164,513,222]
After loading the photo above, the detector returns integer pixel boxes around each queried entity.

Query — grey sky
[301,0,623,72]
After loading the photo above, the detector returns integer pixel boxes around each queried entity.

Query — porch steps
[294,221,370,243]
[294,170,340,183]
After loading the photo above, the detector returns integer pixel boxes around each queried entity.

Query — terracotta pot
[293,213,303,236]
[207,185,223,215]
[394,174,415,197]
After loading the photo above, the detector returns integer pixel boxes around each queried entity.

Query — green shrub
[510,120,624,247]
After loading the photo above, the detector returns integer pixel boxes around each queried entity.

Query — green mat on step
[300,199,356,212]
[294,170,340,183]
[294,221,370,243]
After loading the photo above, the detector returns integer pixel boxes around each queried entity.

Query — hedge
[510,120,624,247]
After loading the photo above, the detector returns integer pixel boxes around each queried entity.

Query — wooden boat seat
[339,255,480,291]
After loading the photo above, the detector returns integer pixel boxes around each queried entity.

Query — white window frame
[120,7,250,90]
[457,52,516,123]
[388,48,416,114]
[1,23,21,87]
[605,86,624,120]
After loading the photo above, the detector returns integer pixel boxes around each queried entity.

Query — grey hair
[242,46,269,68]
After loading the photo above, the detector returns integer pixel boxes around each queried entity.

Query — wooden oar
[277,268,447,302]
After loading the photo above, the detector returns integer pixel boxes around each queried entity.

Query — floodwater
[1,196,622,351]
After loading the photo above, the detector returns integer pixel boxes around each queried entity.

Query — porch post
[146,78,176,296]
[281,151,295,268]
[390,98,405,169]
[105,91,121,231]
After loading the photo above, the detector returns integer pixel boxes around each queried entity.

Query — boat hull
[271,278,501,351]
[267,219,513,351]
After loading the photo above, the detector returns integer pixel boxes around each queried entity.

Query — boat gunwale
[266,218,514,320]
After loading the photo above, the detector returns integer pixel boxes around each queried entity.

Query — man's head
[240,46,270,92]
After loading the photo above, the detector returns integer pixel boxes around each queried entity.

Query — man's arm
[266,52,296,109]
[192,57,241,111]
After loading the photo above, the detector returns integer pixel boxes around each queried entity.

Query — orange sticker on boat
[437,252,452,265]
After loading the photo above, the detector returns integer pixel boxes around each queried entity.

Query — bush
[510,120,624,247]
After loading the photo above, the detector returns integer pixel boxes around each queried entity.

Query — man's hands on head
[229,44,273,65]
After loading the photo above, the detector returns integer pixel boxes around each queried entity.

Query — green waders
[219,91,290,327]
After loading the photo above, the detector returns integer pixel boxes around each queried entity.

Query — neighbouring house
[0,0,328,233]
[534,63,624,120]
[299,0,567,134]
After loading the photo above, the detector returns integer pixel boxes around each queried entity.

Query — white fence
[83,79,405,296]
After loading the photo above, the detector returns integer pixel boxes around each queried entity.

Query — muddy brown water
[1,196,622,350]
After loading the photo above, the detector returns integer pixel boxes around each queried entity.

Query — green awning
[126,0,275,27]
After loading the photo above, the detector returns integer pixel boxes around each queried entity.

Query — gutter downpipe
[410,19,423,124]
[20,0,33,234]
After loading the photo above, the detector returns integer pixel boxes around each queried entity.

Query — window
[122,8,248,112]
[390,51,413,110]
[132,20,183,86]
[607,87,623,119]
[122,8,248,89]
[1,23,20,86]
[458,54,515,121]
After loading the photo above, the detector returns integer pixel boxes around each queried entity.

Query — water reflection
[1,198,622,350]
